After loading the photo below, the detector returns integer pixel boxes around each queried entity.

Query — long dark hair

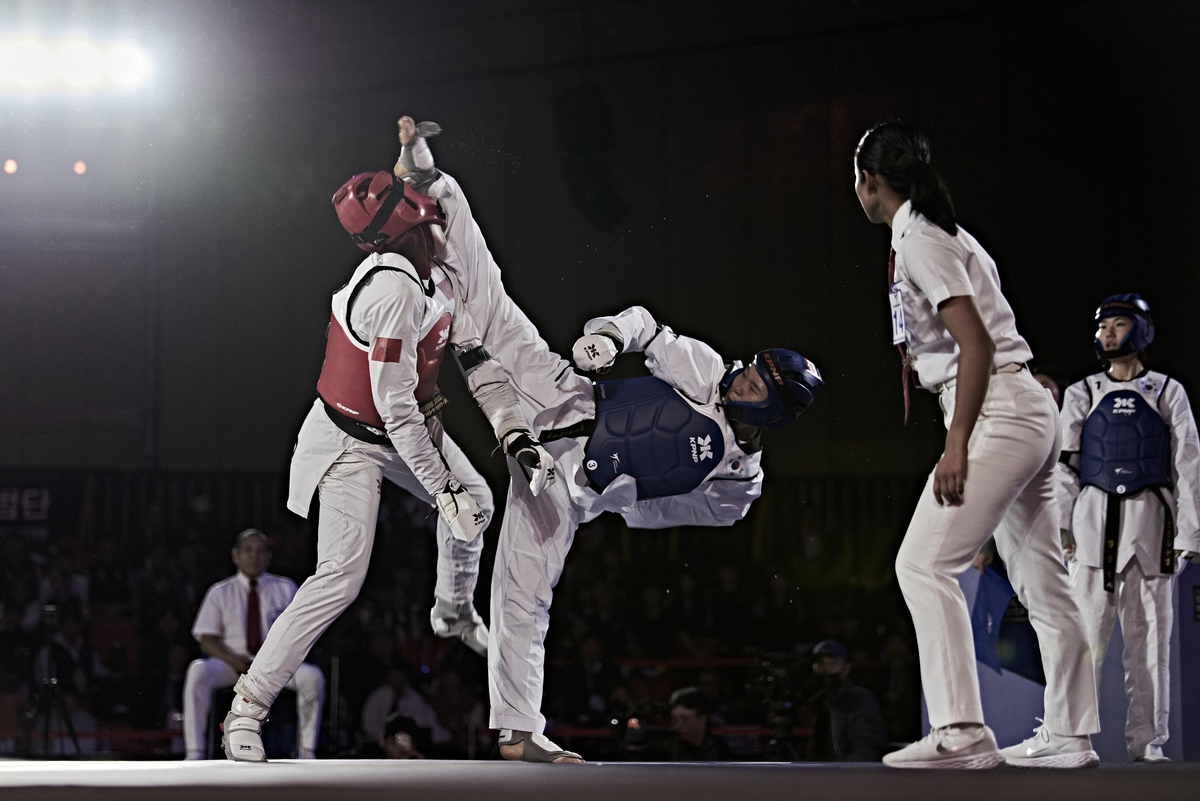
[855,122,957,236]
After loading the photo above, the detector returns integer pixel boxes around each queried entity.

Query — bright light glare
[9,41,53,87]
[73,160,87,175]
[106,45,147,85]
[58,41,103,87]
[0,38,148,90]
[3,159,16,174]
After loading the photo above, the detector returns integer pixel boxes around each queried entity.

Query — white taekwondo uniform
[887,200,1098,736]
[488,305,768,733]
[241,255,495,709]
[1057,369,1200,759]
[185,572,325,758]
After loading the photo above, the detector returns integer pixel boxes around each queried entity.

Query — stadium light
[73,160,87,175]
[3,158,16,174]
[0,37,149,90]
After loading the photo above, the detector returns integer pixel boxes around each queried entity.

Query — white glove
[435,479,488,542]
[572,333,620,373]
[504,430,556,496]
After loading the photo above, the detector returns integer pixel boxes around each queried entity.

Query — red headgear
[332,171,445,257]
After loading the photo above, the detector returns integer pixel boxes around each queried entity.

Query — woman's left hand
[933,435,969,506]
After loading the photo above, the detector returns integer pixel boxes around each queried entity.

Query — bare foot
[499,741,585,764]
[398,115,417,147]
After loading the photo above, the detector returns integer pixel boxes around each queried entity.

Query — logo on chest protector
[689,435,714,462]
[1113,397,1137,415]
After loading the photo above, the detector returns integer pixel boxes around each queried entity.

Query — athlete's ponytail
[855,122,957,236]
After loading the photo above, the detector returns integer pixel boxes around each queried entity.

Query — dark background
[1,0,1197,481]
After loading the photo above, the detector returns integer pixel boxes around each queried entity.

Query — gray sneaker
[1001,719,1099,768]
[883,724,1005,769]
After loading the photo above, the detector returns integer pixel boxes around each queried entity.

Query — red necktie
[246,579,262,655]
[888,248,913,425]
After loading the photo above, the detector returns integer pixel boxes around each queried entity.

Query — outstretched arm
[579,306,728,405]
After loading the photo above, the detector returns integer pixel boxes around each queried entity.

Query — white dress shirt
[889,201,1033,390]
[191,572,297,657]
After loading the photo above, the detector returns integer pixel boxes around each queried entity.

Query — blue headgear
[719,349,823,429]
[1094,293,1154,361]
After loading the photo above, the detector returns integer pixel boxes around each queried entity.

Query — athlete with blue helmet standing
[486,305,821,763]
[1057,293,1200,762]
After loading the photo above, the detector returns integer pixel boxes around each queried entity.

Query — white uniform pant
[896,370,1099,733]
[1070,558,1173,758]
[242,427,493,708]
[183,658,325,757]
[488,438,599,732]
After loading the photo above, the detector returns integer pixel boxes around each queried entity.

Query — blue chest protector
[1080,389,1172,495]
[584,376,725,500]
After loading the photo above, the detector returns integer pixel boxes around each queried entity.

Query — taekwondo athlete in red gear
[1056,293,1200,763]
[222,171,552,763]
[484,306,822,762]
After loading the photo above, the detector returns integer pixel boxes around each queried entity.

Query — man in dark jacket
[668,687,732,762]
[804,640,887,762]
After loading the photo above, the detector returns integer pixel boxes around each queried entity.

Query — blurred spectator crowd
[0,478,922,760]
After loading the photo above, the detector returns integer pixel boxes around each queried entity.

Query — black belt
[539,418,596,443]
[1101,487,1176,593]
[322,401,392,446]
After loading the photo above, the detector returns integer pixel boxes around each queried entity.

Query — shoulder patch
[370,337,404,363]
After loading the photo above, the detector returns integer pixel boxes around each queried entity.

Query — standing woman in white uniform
[852,122,1100,769]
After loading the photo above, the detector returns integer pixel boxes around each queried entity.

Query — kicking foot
[498,730,585,764]
[222,680,270,763]
[1001,719,1099,768]
[431,598,489,656]
[883,723,1004,769]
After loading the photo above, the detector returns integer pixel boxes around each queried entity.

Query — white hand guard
[504,430,556,496]
[572,333,620,373]
[435,479,488,542]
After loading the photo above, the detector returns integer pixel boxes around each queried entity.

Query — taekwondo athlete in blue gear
[487,306,821,764]
[1056,293,1200,762]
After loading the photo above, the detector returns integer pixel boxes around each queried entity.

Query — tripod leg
[51,687,82,755]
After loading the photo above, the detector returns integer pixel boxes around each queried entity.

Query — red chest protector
[316,263,453,432]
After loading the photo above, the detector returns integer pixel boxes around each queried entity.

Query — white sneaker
[883,724,1005,769]
[431,599,489,656]
[1001,719,1099,768]
[222,682,270,763]
[1135,744,1171,763]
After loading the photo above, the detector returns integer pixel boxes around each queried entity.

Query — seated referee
[183,528,325,759]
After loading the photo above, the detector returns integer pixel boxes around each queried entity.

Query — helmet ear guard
[1093,293,1154,361]
[720,349,823,429]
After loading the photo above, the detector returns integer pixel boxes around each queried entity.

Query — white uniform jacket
[1056,370,1200,571]
[287,255,480,516]
[424,172,596,434]
[578,306,764,529]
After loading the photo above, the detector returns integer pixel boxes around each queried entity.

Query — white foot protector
[883,724,1005,770]
[498,729,584,763]
[1001,719,1099,768]
[222,679,270,763]
[431,599,489,656]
